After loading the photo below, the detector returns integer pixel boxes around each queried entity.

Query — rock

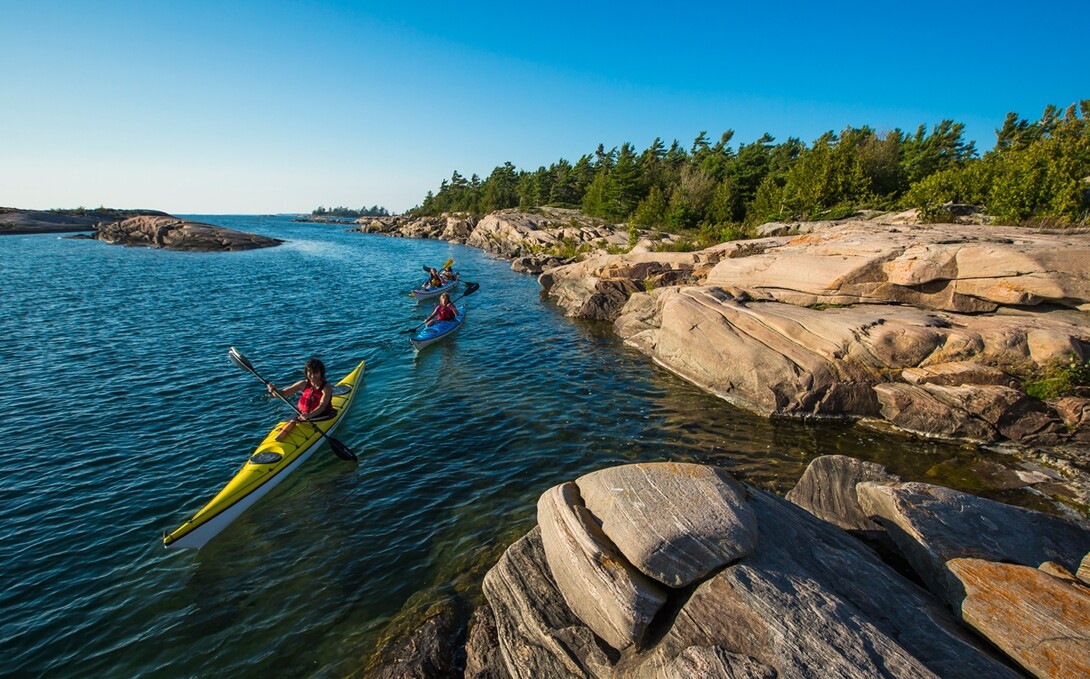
[619,488,1019,679]
[0,207,169,234]
[947,558,1090,679]
[480,526,615,679]
[874,383,997,442]
[464,605,507,679]
[1038,561,1079,582]
[875,383,1066,444]
[611,288,1090,428]
[94,216,282,251]
[1050,397,1090,443]
[649,646,776,679]
[703,221,1090,313]
[785,455,900,532]
[901,361,1015,387]
[537,482,668,650]
[575,463,758,587]
[362,596,468,679]
[1080,553,1090,585]
[856,481,1090,609]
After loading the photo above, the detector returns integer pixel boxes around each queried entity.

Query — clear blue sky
[3,0,1087,214]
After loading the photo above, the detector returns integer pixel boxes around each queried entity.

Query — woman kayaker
[424,292,457,326]
[267,357,333,441]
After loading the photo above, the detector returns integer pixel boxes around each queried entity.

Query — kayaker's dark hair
[304,357,326,379]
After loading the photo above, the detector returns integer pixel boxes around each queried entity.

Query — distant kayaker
[267,357,333,441]
[423,267,444,289]
[424,292,457,326]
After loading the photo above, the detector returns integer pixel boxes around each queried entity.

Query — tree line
[312,205,390,218]
[410,102,1090,242]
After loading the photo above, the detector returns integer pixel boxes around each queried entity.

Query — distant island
[312,205,390,218]
[0,208,281,251]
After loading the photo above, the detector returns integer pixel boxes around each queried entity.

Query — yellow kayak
[164,360,365,549]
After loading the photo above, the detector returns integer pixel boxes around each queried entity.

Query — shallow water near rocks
[0,216,1062,677]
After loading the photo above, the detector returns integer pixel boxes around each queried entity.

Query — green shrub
[1023,355,1090,400]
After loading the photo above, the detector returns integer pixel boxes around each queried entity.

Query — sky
[2,0,1087,214]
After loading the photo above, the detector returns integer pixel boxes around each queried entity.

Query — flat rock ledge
[450,457,1080,679]
[94,215,282,251]
[0,207,171,234]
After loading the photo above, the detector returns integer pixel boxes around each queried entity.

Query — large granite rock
[538,482,668,650]
[468,465,1020,679]
[94,216,282,251]
[575,462,757,587]
[617,488,1018,679]
[856,481,1090,609]
[612,289,1090,426]
[947,558,1090,679]
[785,455,900,532]
[479,526,615,679]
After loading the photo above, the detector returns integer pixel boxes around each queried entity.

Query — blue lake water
[0,216,1039,677]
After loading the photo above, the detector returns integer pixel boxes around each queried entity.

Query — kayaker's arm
[267,379,305,399]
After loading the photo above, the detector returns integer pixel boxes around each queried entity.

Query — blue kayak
[410,305,466,351]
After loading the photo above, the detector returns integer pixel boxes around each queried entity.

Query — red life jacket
[298,381,326,414]
[435,303,456,321]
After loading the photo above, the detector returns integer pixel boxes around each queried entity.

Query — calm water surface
[0,217,1041,677]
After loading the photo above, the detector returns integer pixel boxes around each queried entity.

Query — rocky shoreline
[351,209,1090,500]
[353,207,1090,677]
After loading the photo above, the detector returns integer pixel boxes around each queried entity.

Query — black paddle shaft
[227,347,357,461]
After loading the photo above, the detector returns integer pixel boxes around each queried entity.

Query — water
[0,216,1047,677]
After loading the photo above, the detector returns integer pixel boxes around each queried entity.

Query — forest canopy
[410,102,1090,243]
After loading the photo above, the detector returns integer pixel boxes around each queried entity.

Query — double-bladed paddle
[400,282,480,334]
[227,347,358,462]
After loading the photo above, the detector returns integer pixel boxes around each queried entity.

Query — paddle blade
[442,257,454,270]
[463,282,480,296]
[328,437,357,461]
[422,265,431,272]
[228,346,257,374]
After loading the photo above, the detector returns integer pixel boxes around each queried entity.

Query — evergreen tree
[482,162,519,212]
[612,142,643,218]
